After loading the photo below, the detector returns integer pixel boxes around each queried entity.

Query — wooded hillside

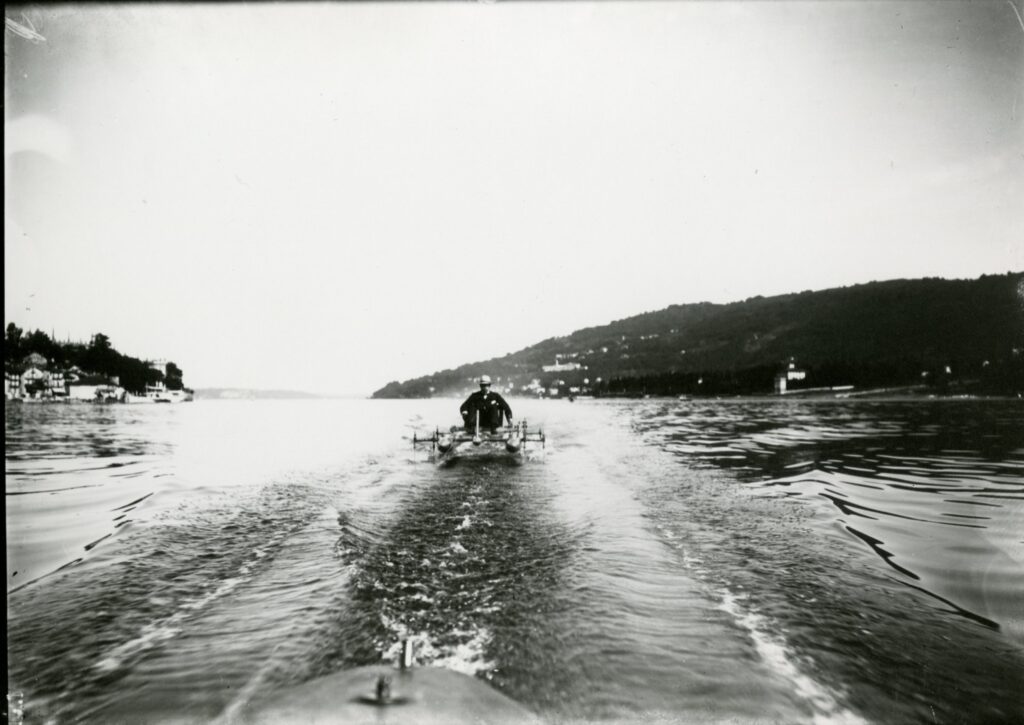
[373,273,1023,398]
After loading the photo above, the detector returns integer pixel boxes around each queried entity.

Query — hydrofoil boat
[413,411,545,462]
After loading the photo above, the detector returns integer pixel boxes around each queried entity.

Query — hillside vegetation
[372,273,1024,398]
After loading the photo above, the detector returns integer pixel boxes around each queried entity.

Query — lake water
[6,397,1023,724]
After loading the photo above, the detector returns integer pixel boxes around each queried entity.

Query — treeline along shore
[373,273,1024,399]
[4,324,189,402]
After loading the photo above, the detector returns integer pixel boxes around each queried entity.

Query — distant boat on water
[125,382,194,404]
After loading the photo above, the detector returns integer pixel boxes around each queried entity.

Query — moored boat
[125,382,194,404]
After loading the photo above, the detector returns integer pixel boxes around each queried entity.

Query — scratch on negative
[1008,1,1024,33]
[5,15,46,43]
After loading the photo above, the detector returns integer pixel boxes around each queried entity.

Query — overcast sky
[5,2,1022,394]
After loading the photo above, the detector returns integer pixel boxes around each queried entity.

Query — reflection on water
[632,398,1024,724]
[6,404,173,592]
[632,399,1024,637]
[6,398,1024,724]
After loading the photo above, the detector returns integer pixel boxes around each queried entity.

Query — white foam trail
[387,629,495,676]
[449,541,469,555]
[94,573,249,672]
[719,592,870,725]
[210,644,283,725]
[429,627,495,675]
[93,623,182,673]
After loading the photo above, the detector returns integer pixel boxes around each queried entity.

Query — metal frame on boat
[413,411,545,461]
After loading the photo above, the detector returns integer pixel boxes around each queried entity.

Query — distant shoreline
[7,392,1019,406]
[193,388,366,400]
[370,389,1023,403]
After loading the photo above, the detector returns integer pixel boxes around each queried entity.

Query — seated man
[460,375,513,433]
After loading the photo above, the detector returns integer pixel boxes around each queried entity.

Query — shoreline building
[774,360,807,395]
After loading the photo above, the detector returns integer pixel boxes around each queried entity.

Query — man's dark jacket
[460,390,513,430]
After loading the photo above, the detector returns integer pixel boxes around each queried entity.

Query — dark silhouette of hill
[374,273,1023,398]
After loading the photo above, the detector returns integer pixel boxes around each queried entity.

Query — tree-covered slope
[373,273,1023,398]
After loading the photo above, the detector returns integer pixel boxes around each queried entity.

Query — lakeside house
[774,360,808,394]
[6,366,124,402]
[5,355,81,401]
[6,354,133,403]
[5,372,22,399]
[542,360,583,373]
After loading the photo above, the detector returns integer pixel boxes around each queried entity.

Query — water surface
[6,398,1023,723]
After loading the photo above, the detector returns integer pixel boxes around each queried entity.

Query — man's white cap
[478,375,492,385]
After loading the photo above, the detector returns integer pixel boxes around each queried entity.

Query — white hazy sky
[5,2,1023,394]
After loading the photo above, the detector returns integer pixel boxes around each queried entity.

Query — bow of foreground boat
[232,665,539,724]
